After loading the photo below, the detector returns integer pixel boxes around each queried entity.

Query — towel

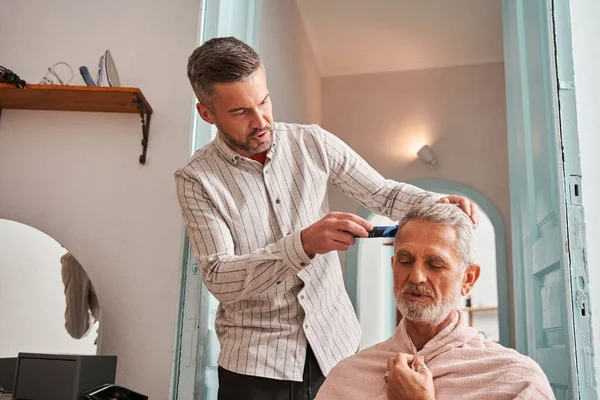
[316,311,554,399]
[61,252,100,339]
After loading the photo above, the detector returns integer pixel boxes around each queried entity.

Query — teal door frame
[502,0,596,397]
[170,1,263,399]
[345,179,511,348]
[552,1,597,396]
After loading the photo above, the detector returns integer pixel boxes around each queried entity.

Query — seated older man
[316,204,554,400]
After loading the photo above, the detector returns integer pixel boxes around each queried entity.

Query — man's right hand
[387,354,435,400]
[300,212,373,256]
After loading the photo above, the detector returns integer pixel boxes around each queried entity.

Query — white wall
[569,0,600,379]
[0,1,200,397]
[257,0,322,124]
[322,63,511,284]
[0,220,97,358]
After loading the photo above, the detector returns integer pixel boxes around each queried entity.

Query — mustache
[402,283,434,297]
[248,126,273,139]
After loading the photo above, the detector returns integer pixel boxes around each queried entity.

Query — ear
[461,264,481,296]
[196,102,216,125]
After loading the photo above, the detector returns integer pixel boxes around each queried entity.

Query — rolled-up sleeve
[318,126,441,220]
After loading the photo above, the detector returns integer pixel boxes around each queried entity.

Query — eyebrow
[395,250,449,264]
[228,93,270,113]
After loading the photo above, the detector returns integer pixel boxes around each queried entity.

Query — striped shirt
[174,122,438,381]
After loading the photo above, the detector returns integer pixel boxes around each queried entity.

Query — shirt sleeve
[175,169,313,304]
[317,126,442,220]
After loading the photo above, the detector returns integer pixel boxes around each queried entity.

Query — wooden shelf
[462,306,498,312]
[0,83,153,164]
[462,305,498,327]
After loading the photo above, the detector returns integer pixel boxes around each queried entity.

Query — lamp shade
[417,145,438,166]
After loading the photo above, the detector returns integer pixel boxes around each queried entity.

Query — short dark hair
[187,37,263,107]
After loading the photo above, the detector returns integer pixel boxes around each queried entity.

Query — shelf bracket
[0,104,152,164]
[133,94,152,164]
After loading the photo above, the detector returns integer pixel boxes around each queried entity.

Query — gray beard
[395,283,463,325]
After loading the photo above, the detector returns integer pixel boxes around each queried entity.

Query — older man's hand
[436,196,479,227]
[386,353,435,400]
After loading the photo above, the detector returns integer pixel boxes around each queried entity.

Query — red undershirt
[250,150,268,165]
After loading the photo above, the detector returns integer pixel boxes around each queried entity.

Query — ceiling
[295,0,504,77]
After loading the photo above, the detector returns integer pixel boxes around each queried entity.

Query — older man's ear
[460,264,481,296]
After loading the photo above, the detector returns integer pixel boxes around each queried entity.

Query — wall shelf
[462,306,498,312]
[0,83,153,164]
[461,306,498,327]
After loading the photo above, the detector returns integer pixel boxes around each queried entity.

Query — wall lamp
[417,145,438,167]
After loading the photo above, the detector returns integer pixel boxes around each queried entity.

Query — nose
[249,108,268,131]
[407,261,427,285]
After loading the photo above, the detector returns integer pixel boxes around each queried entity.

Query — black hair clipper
[353,225,398,238]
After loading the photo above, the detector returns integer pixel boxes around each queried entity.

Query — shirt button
[276,281,282,285]
[207,255,217,263]
[304,324,309,330]
[300,295,305,300]
[300,262,307,267]
[275,199,281,204]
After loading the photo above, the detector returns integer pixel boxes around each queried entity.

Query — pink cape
[316,311,555,399]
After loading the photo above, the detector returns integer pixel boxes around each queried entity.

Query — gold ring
[416,364,428,372]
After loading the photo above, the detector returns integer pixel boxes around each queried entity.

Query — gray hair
[187,36,264,108]
[396,203,474,267]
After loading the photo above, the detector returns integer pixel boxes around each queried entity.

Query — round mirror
[0,219,100,358]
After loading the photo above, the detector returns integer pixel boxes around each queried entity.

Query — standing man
[174,37,478,400]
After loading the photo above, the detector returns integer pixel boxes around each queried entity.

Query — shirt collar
[215,132,241,165]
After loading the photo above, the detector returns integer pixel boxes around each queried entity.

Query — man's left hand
[386,353,435,400]
[436,196,479,227]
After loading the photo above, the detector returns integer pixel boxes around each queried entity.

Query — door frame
[553,2,597,395]
[502,0,596,397]
[169,1,262,399]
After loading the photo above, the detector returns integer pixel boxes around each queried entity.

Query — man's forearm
[191,229,312,303]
